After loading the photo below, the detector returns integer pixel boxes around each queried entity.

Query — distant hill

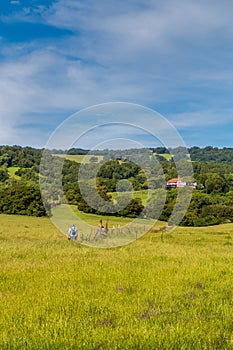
[1,145,233,225]
[2,145,233,163]
[189,146,233,162]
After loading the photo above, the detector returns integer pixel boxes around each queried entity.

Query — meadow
[109,189,151,206]
[7,166,20,180]
[53,152,171,163]
[0,213,233,349]
[53,154,104,163]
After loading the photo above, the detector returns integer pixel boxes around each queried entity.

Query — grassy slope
[53,154,103,163]
[50,205,159,248]
[154,153,173,161]
[7,166,20,179]
[0,214,233,349]
[109,190,150,206]
[54,153,170,163]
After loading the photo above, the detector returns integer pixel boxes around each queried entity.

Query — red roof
[167,178,180,183]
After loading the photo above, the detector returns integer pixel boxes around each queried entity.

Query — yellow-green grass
[7,166,20,179]
[53,154,103,163]
[0,213,233,349]
[54,205,135,226]
[109,190,150,206]
[51,205,158,248]
[153,153,191,161]
[153,153,173,161]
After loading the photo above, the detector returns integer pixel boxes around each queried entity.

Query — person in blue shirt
[68,224,78,240]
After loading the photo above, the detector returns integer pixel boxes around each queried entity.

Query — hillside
[1,145,233,226]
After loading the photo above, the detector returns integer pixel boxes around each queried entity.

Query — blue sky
[1,0,233,149]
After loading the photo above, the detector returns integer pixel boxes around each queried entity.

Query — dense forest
[1,145,233,226]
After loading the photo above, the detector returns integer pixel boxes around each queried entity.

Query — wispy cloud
[169,110,233,129]
[1,0,233,147]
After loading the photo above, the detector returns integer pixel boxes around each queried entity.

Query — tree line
[1,145,233,225]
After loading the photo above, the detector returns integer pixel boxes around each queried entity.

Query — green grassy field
[109,190,150,206]
[54,152,172,163]
[0,213,233,349]
[7,166,20,179]
[50,205,157,248]
[53,154,104,163]
[153,153,173,161]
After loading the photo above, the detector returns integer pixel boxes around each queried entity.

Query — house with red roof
[166,177,197,189]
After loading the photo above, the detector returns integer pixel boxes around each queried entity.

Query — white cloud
[169,110,233,129]
[0,45,159,147]
[1,0,233,147]
[41,1,233,57]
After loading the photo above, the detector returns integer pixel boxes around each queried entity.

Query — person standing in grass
[95,219,104,240]
[104,219,109,233]
[95,219,109,240]
[68,224,78,241]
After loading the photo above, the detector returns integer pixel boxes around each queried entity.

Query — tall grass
[0,214,233,349]
[51,205,158,248]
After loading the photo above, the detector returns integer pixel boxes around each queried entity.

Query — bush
[0,181,50,217]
